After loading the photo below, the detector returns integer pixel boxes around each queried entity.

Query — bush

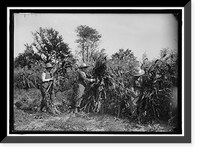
[14,89,42,112]
[14,66,42,90]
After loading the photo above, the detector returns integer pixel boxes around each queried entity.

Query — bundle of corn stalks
[136,54,178,123]
[81,50,178,125]
[81,57,136,117]
[81,57,116,114]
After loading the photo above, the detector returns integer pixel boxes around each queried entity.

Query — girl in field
[74,63,95,113]
[128,65,145,117]
[132,66,145,94]
[40,63,59,114]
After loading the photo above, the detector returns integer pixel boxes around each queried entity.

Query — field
[13,89,175,133]
[13,23,179,133]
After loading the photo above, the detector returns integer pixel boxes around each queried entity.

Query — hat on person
[132,66,145,76]
[79,63,89,69]
[46,63,53,68]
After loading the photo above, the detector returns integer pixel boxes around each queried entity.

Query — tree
[14,27,76,115]
[14,43,42,69]
[75,25,102,63]
[32,27,72,64]
[110,49,137,72]
[109,49,138,89]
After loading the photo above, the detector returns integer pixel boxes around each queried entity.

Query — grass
[13,89,175,133]
[14,108,174,132]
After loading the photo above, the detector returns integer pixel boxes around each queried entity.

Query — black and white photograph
[10,8,182,136]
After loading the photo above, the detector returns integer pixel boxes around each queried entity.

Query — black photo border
[3,1,191,143]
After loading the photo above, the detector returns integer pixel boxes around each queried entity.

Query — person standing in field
[74,63,95,113]
[40,62,59,114]
[132,66,145,96]
[128,65,145,116]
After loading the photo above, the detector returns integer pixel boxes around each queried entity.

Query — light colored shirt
[41,72,53,82]
[79,71,93,81]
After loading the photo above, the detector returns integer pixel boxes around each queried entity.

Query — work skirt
[40,81,55,113]
[75,83,86,107]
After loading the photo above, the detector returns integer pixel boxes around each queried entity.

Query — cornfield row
[14,51,178,124]
[79,54,178,123]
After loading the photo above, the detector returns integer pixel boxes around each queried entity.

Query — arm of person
[51,64,58,74]
[79,71,95,82]
[42,72,53,82]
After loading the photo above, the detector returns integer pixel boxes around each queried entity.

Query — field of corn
[13,48,179,133]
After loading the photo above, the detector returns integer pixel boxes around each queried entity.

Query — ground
[13,89,175,133]
[14,108,173,132]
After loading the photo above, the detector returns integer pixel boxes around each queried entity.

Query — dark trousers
[40,83,55,113]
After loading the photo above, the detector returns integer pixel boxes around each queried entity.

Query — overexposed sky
[14,13,178,61]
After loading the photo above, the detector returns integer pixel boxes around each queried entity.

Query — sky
[14,13,178,61]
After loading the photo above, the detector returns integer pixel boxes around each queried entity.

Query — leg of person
[45,91,53,114]
[50,89,60,114]
[75,84,85,113]
[70,84,77,113]
[46,86,58,115]
[40,100,45,112]
[75,97,81,113]
[71,92,76,113]
[40,87,46,112]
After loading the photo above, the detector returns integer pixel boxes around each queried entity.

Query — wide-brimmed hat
[46,63,53,68]
[79,63,89,69]
[132,66,145,76]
